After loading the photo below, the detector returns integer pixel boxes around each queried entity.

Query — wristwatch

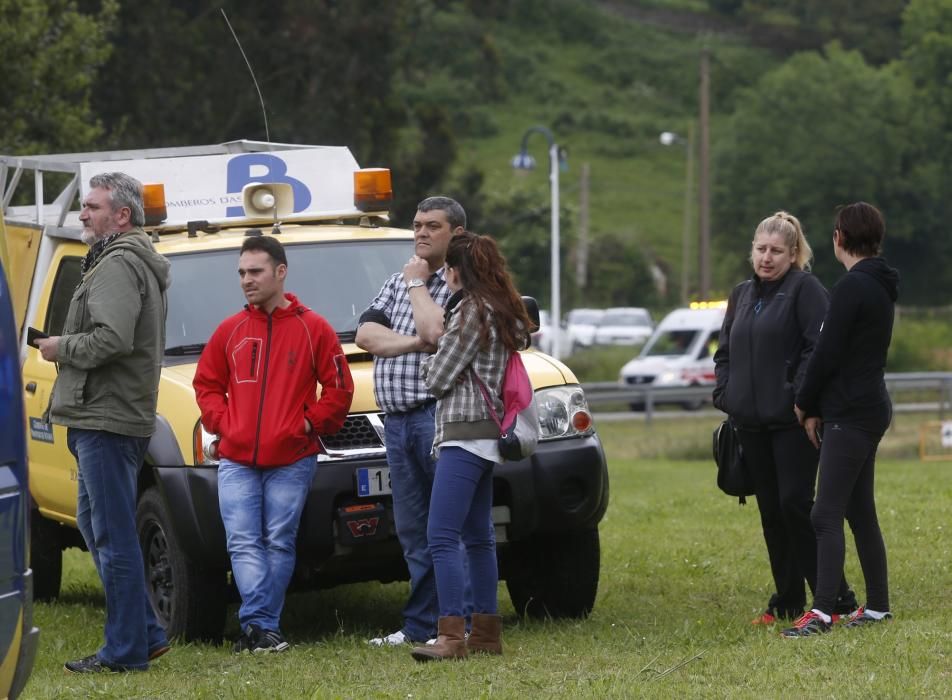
[407,278,426,289]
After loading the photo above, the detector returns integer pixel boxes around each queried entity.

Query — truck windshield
[165,239,411,352]
[642,329,698,357]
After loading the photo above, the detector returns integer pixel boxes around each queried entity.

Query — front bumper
[153,432,609,582]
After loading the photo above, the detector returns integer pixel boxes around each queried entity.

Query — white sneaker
[368,630,408,646]
[368,630,439,647]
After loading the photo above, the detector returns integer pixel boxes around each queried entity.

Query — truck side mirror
[521,296,541,331]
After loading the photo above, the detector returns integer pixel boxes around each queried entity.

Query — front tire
[505,527,600,619]
[136,487,228,642]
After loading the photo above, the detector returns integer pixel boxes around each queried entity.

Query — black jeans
[811,421,890,614]
[737,425,853,616]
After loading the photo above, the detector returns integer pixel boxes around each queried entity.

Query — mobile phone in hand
[27,327,49,348]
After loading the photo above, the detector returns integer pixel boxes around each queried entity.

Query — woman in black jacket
[714,211,856,625]
[783,202,899,637]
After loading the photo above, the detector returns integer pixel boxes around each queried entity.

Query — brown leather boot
[467,613,503,655]
[411,616,468,662]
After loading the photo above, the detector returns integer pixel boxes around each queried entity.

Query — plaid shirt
[421,297,509,446]
[361,269,450,414]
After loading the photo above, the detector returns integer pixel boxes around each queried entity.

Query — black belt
[393,399,436,415]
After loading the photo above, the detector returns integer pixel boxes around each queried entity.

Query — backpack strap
[471,367,503,431]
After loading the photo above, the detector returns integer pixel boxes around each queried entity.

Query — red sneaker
[751,610,777,625]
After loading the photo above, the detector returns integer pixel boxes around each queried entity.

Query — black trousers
[811,421,890,614]
[737,425,853,616]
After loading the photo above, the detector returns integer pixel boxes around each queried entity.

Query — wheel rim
[142,519,174,625]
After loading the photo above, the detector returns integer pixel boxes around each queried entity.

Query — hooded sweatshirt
[796,256,900,431]
[48,229,171,437]
[193,292,354,467]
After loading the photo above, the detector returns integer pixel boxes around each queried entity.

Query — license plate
[356,467,391,497]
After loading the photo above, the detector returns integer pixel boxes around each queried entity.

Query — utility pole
[698,48,711,299]
[576,163,590,292]
[681,123,694,306]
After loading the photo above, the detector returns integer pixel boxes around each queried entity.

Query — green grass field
[25,415,952,699]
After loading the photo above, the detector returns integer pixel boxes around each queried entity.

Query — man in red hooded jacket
[194,235,353,653]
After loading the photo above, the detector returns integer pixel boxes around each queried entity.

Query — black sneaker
[252,628,290,653]
[233,625,259,654]
[781,611,832,638]
[844,607,894,628]
[64,653,128,674]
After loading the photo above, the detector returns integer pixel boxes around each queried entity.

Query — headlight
[658,370,680,385]
[192,420,220,465]
[535,385,595,440]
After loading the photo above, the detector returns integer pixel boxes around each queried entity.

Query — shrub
[887,317,952,372]
[563,345,641,382]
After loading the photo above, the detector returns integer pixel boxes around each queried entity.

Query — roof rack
[0,140,386,231]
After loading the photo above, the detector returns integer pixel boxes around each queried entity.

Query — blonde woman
[713,212,857,626]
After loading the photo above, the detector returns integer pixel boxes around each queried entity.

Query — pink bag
[472,352,540,461]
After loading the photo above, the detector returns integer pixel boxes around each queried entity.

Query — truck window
[698,330,720,359]
[44,257,83,335]
[643,329,698,357]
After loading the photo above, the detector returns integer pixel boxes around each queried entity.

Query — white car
[531,310,574,356]
[565,308,605,351]
[593,307,653,346]
[619,305,725,410]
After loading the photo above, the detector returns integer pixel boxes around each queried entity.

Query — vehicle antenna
[221,8,280,234]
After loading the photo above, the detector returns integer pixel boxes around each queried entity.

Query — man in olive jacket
[37,172,171,673]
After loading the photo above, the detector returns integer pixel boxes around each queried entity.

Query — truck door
[22,250,84,524]
[0,222,43,334]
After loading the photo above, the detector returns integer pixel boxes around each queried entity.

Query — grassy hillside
[444,2,778,309]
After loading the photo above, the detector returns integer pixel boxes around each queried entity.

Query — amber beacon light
[354,168,393,212]
[143,183,168,225]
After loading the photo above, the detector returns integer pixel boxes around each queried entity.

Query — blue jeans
[218,455,316,632]
[428,447,497,617]
[385,403,441,640]
[67,428,169,670]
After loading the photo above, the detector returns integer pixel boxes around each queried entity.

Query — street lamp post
[512,126,565,359]
[660,127,694,305]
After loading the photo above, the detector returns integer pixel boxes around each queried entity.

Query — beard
[81,228,108,246]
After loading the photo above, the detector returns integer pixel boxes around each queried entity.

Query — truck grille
[318,413,387,460]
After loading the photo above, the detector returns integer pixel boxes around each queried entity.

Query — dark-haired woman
[412,231,532,662]
[783,202,899,637]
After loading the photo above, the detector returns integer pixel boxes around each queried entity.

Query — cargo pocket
[59,367,89,406]
[50,366,89,417]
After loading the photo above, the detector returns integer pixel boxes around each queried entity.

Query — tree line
[3,0,951,306]
[710,0,952,303]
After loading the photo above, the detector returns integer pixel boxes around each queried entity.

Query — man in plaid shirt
[356,196,466,646]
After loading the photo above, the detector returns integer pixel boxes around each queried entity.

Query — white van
[618,303,726,409]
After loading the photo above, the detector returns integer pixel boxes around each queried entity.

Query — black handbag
[712,419,754,504]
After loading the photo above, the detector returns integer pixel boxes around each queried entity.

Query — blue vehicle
[0,254,39,698]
